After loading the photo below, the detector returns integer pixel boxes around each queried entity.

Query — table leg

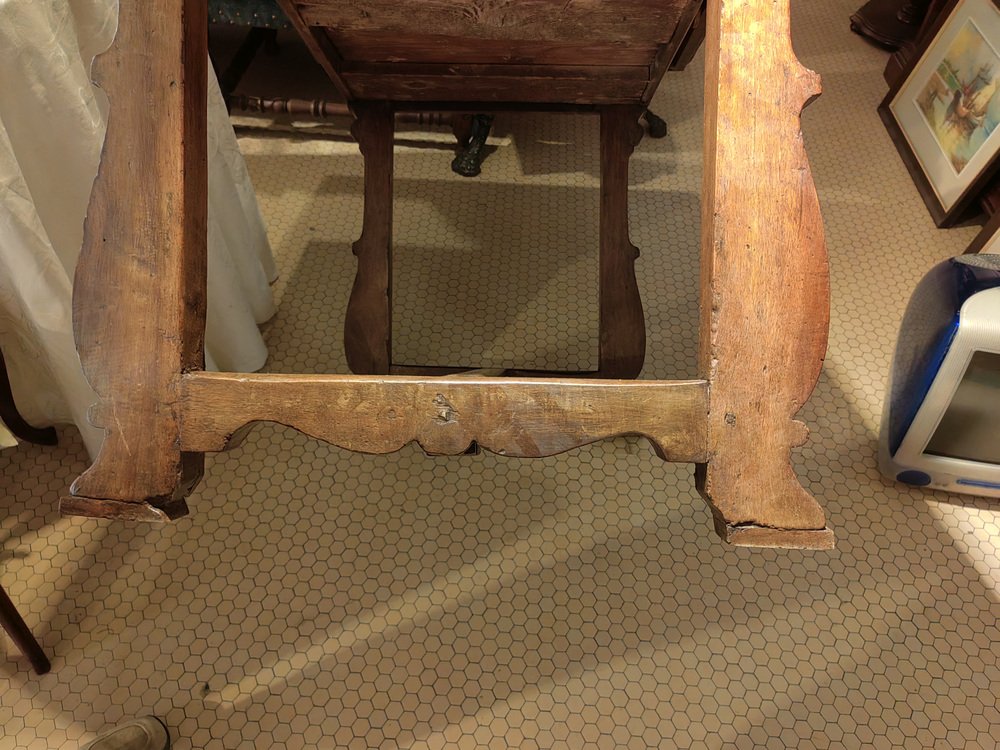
[598,105,646,379]
[345,102,394,374]
[0,584,50,674]
[695,0,833,548]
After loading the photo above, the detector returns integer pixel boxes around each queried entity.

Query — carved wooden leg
[61,0,207,521]
[597,105,646,379]
[0,584,50,674]
[451,114,494,177]
[345,102,394,374]
[642,109,668,139]
[696,0,833,549]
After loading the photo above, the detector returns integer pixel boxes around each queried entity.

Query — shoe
[81,716,169,750]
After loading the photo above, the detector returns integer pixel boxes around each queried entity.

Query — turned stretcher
[63,0,834,549]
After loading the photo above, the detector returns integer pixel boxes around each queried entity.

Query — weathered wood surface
[179,372,710,460]
[296,0,691,44]
[63,0,207,520]
[343,74,648,105]
[598,106,646,378]
[328,32,658,67]
[344,103,394,375]
[63,0,835,549]
[341,62,651,79]
[276,1,352,101]
[285,0,703,106]
[697,0,833,548]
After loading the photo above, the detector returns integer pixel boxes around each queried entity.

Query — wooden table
[62,0,835,549]
[275,0,706,379]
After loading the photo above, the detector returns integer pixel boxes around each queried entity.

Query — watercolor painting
[916,19,1000,173]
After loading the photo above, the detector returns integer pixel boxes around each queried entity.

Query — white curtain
[0,0,277,457]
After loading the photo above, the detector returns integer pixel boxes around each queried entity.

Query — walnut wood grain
[344,102,394,375]
[296,0,690,44]
[63,0,207,520]
[598,106,646,379]
[643,0,707,99]
[328,32,658,67]
[275,0,353,100]
[343,74,648,105]
[340,62,651,80]
[697,0,833,547]
[179,372,709,461]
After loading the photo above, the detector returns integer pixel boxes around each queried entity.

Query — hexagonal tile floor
[2,1,1000,748]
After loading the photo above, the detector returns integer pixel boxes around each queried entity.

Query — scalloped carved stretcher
[63,0,834,549]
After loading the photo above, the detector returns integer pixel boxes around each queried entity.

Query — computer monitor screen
[924,350,1000,465]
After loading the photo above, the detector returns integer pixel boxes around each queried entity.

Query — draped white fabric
[0,0,277,457]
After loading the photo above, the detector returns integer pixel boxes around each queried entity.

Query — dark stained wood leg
[451,114,494,177]
[215,27,274,99]
[695,0,833,549]
[451,113,473,146]
[0,584,50,674]
[0,348,57,446]
[345,102,394,375]
[642,109,668,139]
[60,0,207,521]
[597,105,646,379]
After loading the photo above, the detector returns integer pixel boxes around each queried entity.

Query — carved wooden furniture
[277,0,709,379]
[62,0,834,549]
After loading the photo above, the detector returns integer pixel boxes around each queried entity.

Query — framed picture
[879,0,1000,227]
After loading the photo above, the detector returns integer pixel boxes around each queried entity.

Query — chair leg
[451,114,494,177]
[642,109,668,138]
[345,102,394,374]
[216,27,275,99]
[597,105,646,379]
[0,348,57,446]
[0,584,50,675]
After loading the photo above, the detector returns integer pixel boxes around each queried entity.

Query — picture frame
[879,0,1000,227]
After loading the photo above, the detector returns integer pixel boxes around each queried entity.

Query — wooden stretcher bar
[63,0,834,549]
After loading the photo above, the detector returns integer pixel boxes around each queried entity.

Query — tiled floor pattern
[3,1,1000,748]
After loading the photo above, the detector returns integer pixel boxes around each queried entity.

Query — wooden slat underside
[328,32,659,66]
[281,0,703,105]
[179,372,710,460]
[297,0,689,45]
[342,73,649,104]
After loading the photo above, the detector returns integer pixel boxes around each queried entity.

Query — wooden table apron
[63,0,834,550]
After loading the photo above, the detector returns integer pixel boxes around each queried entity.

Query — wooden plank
[343,73,647,104]
[344,103,394,374]
[340,61,650,80]
[697,0,833,547]
[644,0,707,99]
[297,0,691,44]
[62,0,207,520]
[598,106,646,378]
[179,372,710,461]
[329,32,658,66]
[276,0,353,100]
[668,1,708,71]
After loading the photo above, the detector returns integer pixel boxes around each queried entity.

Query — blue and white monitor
[879,255,1000,497]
